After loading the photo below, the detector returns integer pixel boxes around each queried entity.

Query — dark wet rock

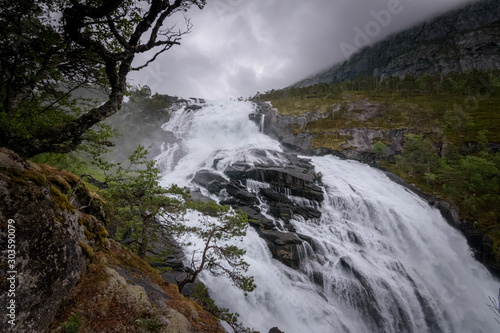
[192,170,228,194]
[293,205,322,219]
[188,188,213,202]
[270,203,294,223]
[256,229,305,269]
[226,164,324,202]
[236,205,275,229]
[188,150,326,268]
[225,182,259,205]
[260,187,293,204]
[185,104,203,111]
[269,327,285,333]
[259,229,303,246]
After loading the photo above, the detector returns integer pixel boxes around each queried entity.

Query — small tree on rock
[175,200,256,295]
[373,141,387,158]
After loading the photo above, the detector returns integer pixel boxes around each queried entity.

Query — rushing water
[157,101,499,333]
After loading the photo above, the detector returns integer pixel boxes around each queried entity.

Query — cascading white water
[157,101,499,333]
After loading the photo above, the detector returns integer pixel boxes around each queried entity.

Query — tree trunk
[138,213,153,259]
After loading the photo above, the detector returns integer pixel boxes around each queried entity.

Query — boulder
[225,182,259,206]
[192,170,228,194]
[234,205,275,229]
[269,327,285,333]
[0,149,89,333]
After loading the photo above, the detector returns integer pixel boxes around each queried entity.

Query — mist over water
[157,101,498,333]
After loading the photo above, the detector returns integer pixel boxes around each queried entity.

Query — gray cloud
[129,0,476,100]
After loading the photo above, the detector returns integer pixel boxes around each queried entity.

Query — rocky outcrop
[48,239,223,333]
[249,101,329,154]
[294,0,500,87]
[0,149,92,333]
[0,148,224,333]
[340,127,406,161]
[191,150,324,269]
[251,100,406,163]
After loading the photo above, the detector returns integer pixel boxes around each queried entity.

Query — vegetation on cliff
[256,70,500,271]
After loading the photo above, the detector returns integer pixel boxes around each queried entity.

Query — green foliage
[443,104,473,138]
[63,312,84,333]
[137,318,163,332]
[97,145,188,258]
[396,134,439,176]
[373,141,387,157]
[439,154,500,219]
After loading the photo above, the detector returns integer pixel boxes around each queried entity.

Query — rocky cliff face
[295,0,500,87]
[0,148,224,333]
[249,101,329,155]
[251,100,405,162]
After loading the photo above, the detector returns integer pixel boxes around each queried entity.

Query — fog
[129,0,476,100]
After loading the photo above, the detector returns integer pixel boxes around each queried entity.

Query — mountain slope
[294,0,500,87]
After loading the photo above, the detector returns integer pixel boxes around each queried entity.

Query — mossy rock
[50,185,76,213]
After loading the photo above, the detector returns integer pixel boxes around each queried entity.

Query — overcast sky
[129,0,476,100]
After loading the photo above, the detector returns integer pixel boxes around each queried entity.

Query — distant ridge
[294,0,500,87]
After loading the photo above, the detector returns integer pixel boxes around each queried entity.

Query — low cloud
[129,0,475,100]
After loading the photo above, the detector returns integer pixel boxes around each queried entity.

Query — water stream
[157,101,498,333]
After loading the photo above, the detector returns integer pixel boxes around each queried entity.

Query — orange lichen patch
[24,168,48,186]
[37,164,80,189]
[54,169,81,186]
[37,163,57,177]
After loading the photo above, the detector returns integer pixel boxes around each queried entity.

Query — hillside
[294,0,500,87]
[0,148,224,333]
[252,70,500,275]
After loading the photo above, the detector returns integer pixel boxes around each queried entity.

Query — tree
[91,145,256,295]
[396,134,439,177]
[372,141,387,158]
[443,104,473,138]
[0,0,205,157]
[97,145,188,258]
[175,200,256,296]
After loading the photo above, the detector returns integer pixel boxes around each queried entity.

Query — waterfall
[260,114,265,132]
[157,101,498,333]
